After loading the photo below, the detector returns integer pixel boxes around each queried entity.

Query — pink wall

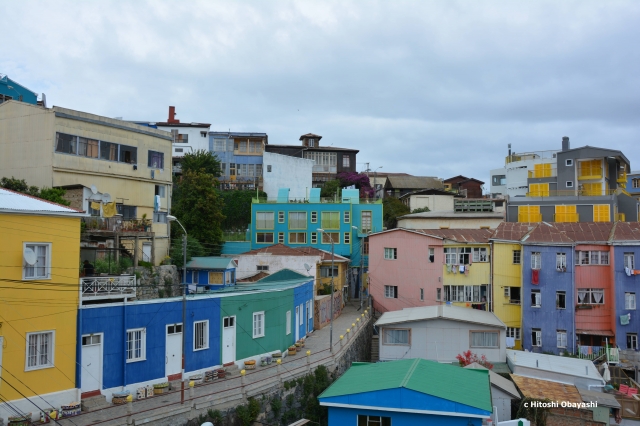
[575,245,615,337]
[369,230,443,313]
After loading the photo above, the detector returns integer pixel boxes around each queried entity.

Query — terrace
[80,274,136,302]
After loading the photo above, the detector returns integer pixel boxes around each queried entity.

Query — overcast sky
[3,1,639,188]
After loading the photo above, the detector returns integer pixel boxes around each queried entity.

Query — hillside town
[2,70,640,426]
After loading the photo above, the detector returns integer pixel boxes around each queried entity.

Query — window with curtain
[55,133,77,154]
[26,331,54,370]
[101,141,118,161]
[23,243,50,279]
[321,212,340,229]
[361,211,372,233]
[382,329,409,345]
[78,137,99,158]
[578,288,604,305]
[625,293,636,310]
[256,212,274,229]
[471,331,498,348]
[289,212,307,229]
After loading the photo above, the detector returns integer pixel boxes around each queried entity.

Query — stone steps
[81,394,109,412]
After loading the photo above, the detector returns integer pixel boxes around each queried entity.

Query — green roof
[258,268,309,283]
[319,359,492,412]
[185,257,236,270]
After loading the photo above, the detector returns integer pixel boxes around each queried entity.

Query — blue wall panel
[294,280,315,340]
[328,407,484,426]
[614,246,640,348]
[522,245,575,354]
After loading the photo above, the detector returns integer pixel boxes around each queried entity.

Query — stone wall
[547,407,604,426]
[131,265,181,300]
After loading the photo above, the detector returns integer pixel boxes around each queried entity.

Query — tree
[219,189,267,231]
[320,179,342,198]
[320,172,374,199]
[169,235,207,267]
[180,150,222,177]
[411,207,430,214]
[1,176,71,206]
[382,196,410,229]
[171,170,225,255]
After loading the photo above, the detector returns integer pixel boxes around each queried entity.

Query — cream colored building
[397,211,504,229]
[0,101,173,264]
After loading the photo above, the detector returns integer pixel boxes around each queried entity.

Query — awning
[576,329,615,336]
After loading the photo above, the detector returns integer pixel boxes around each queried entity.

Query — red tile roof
[419,228,495,243]
[491,222,536,241]
[239,244,348,262]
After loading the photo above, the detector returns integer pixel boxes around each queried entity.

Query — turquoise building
[0,74,39,105]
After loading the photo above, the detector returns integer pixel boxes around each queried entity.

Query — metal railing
[81,275,136,298]
[528,167,557,179]
[553,213,579,222]
[517,213,542,222]
[252,197,382,204]
[525,189,619,197]
[505,150,559,164]
[82,217,153,233]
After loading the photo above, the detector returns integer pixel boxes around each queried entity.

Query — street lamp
[352,226,364,311]
[317,228,335,353]
[373,166,383,199]
[167,215,187,404]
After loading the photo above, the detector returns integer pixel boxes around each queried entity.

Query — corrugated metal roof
[206,277,311,294]
[420,228,495,243]
[507,350,604,382]
[613,222,640,241]
[319,359,492,412]
[551,223,614,243]
[240,244,348,262]
[185,257,237,270]
[511,375,582,404]
[464,363,520,399]
[523,222,574,244]
[258,268,309,283]
[375,305,506,329]
[0,188,85,215]
[578,388,621,408]
[491,222,536,241]
[386,176,444,190]
[236,271,270,283]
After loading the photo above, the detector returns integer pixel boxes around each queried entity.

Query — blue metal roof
[185,257,236,270]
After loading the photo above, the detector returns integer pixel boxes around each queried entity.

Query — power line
[0,375,71,426]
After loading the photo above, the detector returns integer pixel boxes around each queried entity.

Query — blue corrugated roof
[185,257,236,270]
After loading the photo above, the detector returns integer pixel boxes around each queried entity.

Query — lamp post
[352,226,364,311]
[373,166,383,199]
[317,228,335,352]
[167,215,187,404]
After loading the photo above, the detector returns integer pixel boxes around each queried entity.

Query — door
[165,324,182,377]
[222,316,236,364]
[295,307,300,341]
[81,334,102,393]
[142,243,152,263]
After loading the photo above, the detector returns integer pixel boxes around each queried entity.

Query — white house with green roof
[318,359,493,426]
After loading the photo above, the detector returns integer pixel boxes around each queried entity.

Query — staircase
[371,335,379,362]
[81,394,109,412]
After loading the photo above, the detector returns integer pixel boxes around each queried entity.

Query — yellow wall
[0,213,81,400]
[492,242,522,350]
[316,261,347,296]
[442,244,491,309]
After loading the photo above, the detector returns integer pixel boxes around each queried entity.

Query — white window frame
[557,330,567,348]
[384,248,397,260]
[625,292,636,310]
[428,247,435,263]
[344,232,350,245]
[257,265,269,271]
[625,253,635,270]
[278,211,285,223]
[311,232,317,244]
[506,327,521,340]
[193,320,209,351]
[256,212,274,229]
[531,252,541,270]
[22,242,52,280]
[311,211,318,223]
[286,311,291,335]
[531,290,541,307]
[532,329,542,347]
[436,288,441,301]
[25,330,55,371]
[566,159,573,166]
[126,328,146,363]
[628,334,638,350]
[470,331,499,348]
[556,253,566,271]
[299,304,304,326]
[307,300,313,321]
[382,328,410,345]
[253,311,265,338]
[384,285,398,299]
[444,247,457,265]
[278,232,284,244]
[566,181,574,188]
[472,247,488,262]
[577,288,605,305]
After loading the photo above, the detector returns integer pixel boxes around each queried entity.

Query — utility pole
[317,229,334,352]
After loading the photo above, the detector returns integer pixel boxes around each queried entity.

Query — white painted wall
[398,216,504,229]
[262,152,314,200]
[492,386,515,423]
[406,195,454,212]
[505,158,556,197]
[379,318,506,363]
[155,125,210,158]
[235,253,318,282]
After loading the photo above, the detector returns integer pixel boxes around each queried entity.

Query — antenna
[23,247,37,266]
[304,263,311,272]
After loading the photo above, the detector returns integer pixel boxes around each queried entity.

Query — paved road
[58,303,371,426]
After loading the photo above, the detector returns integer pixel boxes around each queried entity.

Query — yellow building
[0,188,85,422]
[0,101,173,265]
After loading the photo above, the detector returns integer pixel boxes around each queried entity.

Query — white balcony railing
[81,275,136,299]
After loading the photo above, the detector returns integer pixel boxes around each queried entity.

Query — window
[506,287,521,304]
[506,327,521,340]
[192,271,199,284]
[23,243,51,280]
[361,211,372,233]
[625,293,636,310]
[531,252,541,270]
[257,265,269,271]
[531,290,541,307]
[119,145,137,164]
[344,211,350,224]
[311,211,318,223]
[471,331,499,348]
[25,331,54,370]
[633,179,640,189]
[513,250,521,264]
[289,232,307,244]
[214,139,226,151]
[307,300,313,321]
[384,248,397,260]
[593,205,610,222]
[555,205,577,222]
[78,137,99,158]
[253,312,265,338]
[126,328,146,362]
[518,205,541,222]
[458,247,472,265]
[100,141,118,161]
[556,253,566,271]
[624,253,635,270]
[532,328,542,347]
[342,155,350,168]
[444,248,457,265]
[557,330,567,348]
[308,138,315,147]
[194,320,208,351]
[286,311,291,335]
[566,181,574,188]
[148,150,164,169]
[230,163,236,175]
[382,328,409,345]
[289,212,306,229]
[357,415,391,426]
[311,233,317,244]
[256,233,274,243]
[153,212,167,223]
[473,247,488,262]
[577,288,604,305]
[82,334,102,346]
[420,288,424,301]
[155,185,166,198]
[575,250,609,265]
[239,141,247,152]
[384,285,398,299]
[363,238,369,255]
[208,272,223,284]
[492,175,506,185]
[436,288,442,301]
[256,212,274,229]
[278,232,284,244]
[566,159,573,166]
[321,212,340,229]
[116,204,137,220]
[344,232,350,244]
[278,211,285,224]
[628,334,638,350]
[443,285,487,303]
[428,248,434,263]
[55,133,77,154]
[529,183,549,197]
[556,291,566,309]
[266,165,271,172]
[321,232,339,244]
[320,266,339,278]
[256,164,262,176]
[299,304,304,326]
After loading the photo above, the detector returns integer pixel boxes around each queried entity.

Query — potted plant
[141,213,152,231]
[295,342,302,352]
[288,345,297,355]
[244,359,256,370]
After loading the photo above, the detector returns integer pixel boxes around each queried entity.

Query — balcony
[525,189,619,197]
[505,150,559,165]
[518,213,542,222]
[554,213,579,222]
[82,217,153,235]
[81,275,136,300]
[252,197,382,204]
[528,166,557,179]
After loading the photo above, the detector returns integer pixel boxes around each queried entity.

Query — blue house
[625,171,640,200]
[318,359,492,426]
[613,223,640,350]
[185,257,237,292]
[210,131,267,190]
[0,74,39,105]
[521,227,575,354]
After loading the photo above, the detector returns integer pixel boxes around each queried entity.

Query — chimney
[167,106,180,124]
[562,136,570,151]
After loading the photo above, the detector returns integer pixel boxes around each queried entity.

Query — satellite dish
[102,193,111,203]
[90,185,98,194]
[23,247,37,265]
[304,263,311,272]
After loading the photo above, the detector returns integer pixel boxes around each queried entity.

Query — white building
[490,149,559,198]
[262,152,313,200]
[397,211,504,229]
[375,304,507,363]
[398,188,458,212]
[464,362,520,422]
